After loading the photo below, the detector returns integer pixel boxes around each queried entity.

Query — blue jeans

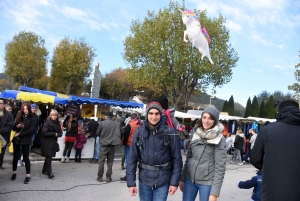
[180,139,186,153]
[183,178,212,201]
[244,148,251,162]
[124,145,130,166]
[94,137,100,159]
[139,182,169,201]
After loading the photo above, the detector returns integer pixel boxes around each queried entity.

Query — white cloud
[238,0,288,10]
[225,20,242,32]
[274,64,283,69]
[251,68,263,73]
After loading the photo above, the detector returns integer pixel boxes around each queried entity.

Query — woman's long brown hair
[15,102,33,125]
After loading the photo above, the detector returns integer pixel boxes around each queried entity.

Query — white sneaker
[22,161,25,166]
[238,162,243,166]
[229,160,233,164]
[17,160,21,167]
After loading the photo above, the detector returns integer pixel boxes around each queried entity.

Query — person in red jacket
[120,113,140,181]
[75,132,87,163]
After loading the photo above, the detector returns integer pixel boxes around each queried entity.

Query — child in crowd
[237,170,262,201]
[74,131,87,163]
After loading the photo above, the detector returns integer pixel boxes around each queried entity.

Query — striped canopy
[0,90,68,105]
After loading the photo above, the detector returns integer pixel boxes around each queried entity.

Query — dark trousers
[75,148,82,162]
[97,146,115,178]
[13,144,30,174]
[0,146,7,167]
[63,142,74,157]
[42,157,52,174]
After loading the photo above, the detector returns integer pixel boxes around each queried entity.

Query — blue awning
[68,95,144,108]
[0,90,68,105]
[19,86,57,96]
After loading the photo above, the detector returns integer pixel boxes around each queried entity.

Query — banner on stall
[81,104,110,118]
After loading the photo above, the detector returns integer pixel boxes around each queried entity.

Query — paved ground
[0,149,254,201]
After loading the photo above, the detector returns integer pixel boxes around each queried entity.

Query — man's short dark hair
[0,98,6,104]
[277,99,299,112]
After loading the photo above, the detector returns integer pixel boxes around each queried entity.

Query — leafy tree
[4,31,48,87]
[100,68,135,100]
[251,96,259,117]
[222,100,228,113]
[244,97,252,118]
[49,37,96,95]
[123,2,238,109]
[258,101,266,118]
[257,90,270,104]
[228,95,234,115]
[288,51,300,99]
[265,95,276,119]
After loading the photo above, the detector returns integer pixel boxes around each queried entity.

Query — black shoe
[120,176,127,181]
[11,174,16,181]
[48,174,55,179]
[90,159,98,164]
[78,160,81,163]
[42,171,48,175]
[24,176,31,184]
[97,177,103,182]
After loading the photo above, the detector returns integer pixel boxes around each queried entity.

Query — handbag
[12,136,21,145]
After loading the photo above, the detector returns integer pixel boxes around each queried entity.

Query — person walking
[180,106,226,201]
[250,99,300,201]
[61,114,78,163]
[243,129,257,163]
[41,109,62,178]
[126,101,182,201]
[11,102,37,184]
[0,98,14,170]
[230,130,245,165]
[96,112,122,183]
[120,113,140,181]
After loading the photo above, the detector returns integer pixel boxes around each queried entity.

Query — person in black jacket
[61,114,78,163]
[250,99,300,201]
[82,118,99,164]
[126,101,182,201]
[41,110,62,179]
[230,130,245,165]
[11,102,37,184]
[0,98,14,170]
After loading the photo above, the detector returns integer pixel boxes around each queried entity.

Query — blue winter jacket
[238,171,262,201]
[126,118,183,188]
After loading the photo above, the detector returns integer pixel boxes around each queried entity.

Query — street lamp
[135,90,144,96]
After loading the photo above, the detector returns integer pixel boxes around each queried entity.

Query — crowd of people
[0,97,299,201]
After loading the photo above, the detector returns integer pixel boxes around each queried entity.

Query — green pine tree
[265,95,276,119]
[258,101,266,118]
[222,100,228,112]
[251,96,259,117]
[244,97,252,118]
[228,95,235,115]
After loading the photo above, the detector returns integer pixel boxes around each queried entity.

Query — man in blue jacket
[126,100,182,201]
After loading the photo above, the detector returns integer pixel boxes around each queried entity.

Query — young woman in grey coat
[180,106,226,201]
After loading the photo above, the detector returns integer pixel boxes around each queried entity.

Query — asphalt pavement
[0,149,254,201]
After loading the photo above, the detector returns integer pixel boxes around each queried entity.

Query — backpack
[136,126,174,171]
